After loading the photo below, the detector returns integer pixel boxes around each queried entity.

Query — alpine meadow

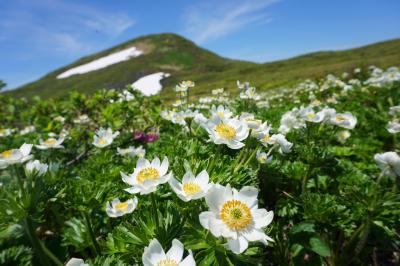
[1,1,400,266]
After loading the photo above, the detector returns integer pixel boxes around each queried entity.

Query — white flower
[0,128,12,137]
[268,134,293,153]
[387,120,400,134]
[237,80,250,90]
[142,238,196,266]
[0,144,33,169]
[106,197,138,217]
[161,110,175,121]
[205,117,249,149]
[337,130,351,143]
[169,170,211,202]
[319,107,337,122]
[179,80,195,88]
[240,87,260,101]
[121,157,172,195]
[54,116,66,123]
[20,126,36,135]
[93,127,119,148]
[199,184,274,254]
[36,138,64,150]
[239,113,262,130]
[256,150,272,164]
[329,113,357,129]
[252,122,271,139]
[210,105,233,119]
[279,108,306,134]
[212,88,224,95]
[389,105,400,116]
[25,160,48,176]
[65,258,89,266]
[117,146,146,157]
[73,114,90,124]
[374,152,400,178]
[299,107,324,123]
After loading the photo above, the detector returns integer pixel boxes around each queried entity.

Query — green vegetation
[8,34,400,102]
[0,80,5,91]
[0,66,399,265]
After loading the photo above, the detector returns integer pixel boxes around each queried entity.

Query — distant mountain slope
[9,34,400,100]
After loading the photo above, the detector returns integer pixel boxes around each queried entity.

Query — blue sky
[1,0,399,90]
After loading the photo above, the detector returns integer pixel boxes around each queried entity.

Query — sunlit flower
[117,146,146,157]
[374,152,400,178]
[161,110,175,121]
[337,130,351,143]
[54,116,66,123]
[239,113,262,129]
[179,80,195,88]
[73,114,90,124]
[169,170,211,202]
[0,128,12,137]
[65,258,89,266]
[300,107,324,123]
[0,143,33,169]
[329,113,357,129]
[210,105,233,119]
[93,127,119,148]
[279,108,305,134]
[106,197,138,217]
[256,150,272,164]
[121,156,172,195]
[240,87,260,101]
[268,134,293,153]
[20,126,36,135]
[389,105,400,116]
[212,88,224,95]
[25,160,48,176]
[36,138,64,150]
[142,238,196,266]
[205,117,249,149]
[387,120,400,134]
[199,184,274,254]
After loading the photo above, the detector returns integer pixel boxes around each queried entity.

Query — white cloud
[0,0,135,55]
[183,0,279,44]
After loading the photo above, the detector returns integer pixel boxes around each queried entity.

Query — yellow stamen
[216,111,225,118]
[215,124,236,140]
[220,200,252,231]
[136,167,159,183]
[157,259,178,266]
[115,201,129,211]
[182,182,201,196]
[262,135,270,142]
[336,115,346,122]
[1,149,13,158]
[306,113,316,119]
[98,138,107,145]
[44,138,57,145]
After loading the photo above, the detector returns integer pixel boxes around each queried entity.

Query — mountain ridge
[8,33,400,99]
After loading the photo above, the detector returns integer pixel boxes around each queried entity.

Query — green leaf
[309,236,331,257]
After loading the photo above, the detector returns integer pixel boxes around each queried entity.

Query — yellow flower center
[262,135,270,142]
[136,167,159,183]
[306,113,316,119]
[44,138,57,145]
[0,129,5,134]
[98,138,107,145]
[336,115,346,122]
[115,201,129,211]
[215,124,236,140]
[216,111,225,118]
[157,259,178,266]
[182,182,201,196]
[1,149,13,158]
[220,200,252,231]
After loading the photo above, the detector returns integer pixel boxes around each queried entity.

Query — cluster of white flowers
[374,152,400,178]
[238,81,261,101]
[365,66,400,87]
[279,106,357,134]
[0,128,13,137]
[387,105,400,134]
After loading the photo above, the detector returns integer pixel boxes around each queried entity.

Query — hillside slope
[9,34,400,100]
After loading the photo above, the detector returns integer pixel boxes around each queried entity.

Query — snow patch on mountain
[57,47,142,79]
[132,72,170,96]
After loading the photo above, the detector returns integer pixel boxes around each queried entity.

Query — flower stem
[151,193,160,229]
[83,212,100,256]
